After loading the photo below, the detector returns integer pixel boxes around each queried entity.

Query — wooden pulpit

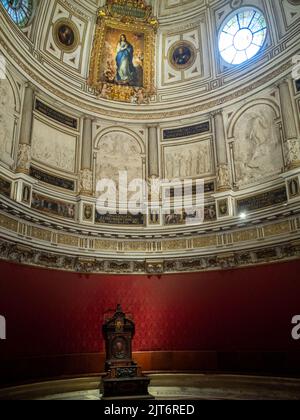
[101,304,153,399]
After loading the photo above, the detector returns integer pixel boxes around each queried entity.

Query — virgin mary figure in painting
[115,34,136,85]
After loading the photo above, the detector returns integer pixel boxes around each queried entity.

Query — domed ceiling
[0,0,300,274]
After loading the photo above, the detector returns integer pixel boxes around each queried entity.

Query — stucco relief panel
[0,79,16,167]
[31,118,77,173]
[231,104,283,187]
[95,130,145,199]
[163,138,214,179]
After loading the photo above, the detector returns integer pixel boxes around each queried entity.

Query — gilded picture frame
[88,0,157,104]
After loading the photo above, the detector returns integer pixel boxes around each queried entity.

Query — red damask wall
[0,259,300,382]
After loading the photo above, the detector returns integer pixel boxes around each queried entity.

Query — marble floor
[1,374,300,400]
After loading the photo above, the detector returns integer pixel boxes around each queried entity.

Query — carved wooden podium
[101,304,153,399]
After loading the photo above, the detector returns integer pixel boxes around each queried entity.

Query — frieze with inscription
[95,211,145,226]
[164,181,215,199]
[237,187,288,213]
[35,99,78,130]
[163,122,210,140]
[31,193,75,220]
[30,167,75,191]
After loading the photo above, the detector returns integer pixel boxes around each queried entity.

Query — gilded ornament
[88,0,157,104]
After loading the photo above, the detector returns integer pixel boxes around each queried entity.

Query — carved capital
[210,109,223,118]
[276,77,290,88]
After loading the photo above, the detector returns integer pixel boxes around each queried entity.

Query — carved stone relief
[16,144,31,173]
[31,118,76,173]
[232,104,283,187]
[79,169,93,194]
[95,131,144,200]
[164,139,213,179]
[0,80,15,166]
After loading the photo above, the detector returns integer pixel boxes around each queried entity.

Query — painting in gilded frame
[88,0,157,104]
[100,28,145,88]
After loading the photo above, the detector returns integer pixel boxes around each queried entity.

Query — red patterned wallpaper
[0,260,300,360]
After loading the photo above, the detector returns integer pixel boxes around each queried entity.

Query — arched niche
[94,128,146,200]
[227,100,283,188]
[0,71,20,167]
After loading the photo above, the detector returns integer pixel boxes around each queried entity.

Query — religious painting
[58,24,74,47]
[100,28,145,88]
[169,41,196,70]
[89,0,157,103]
[82,203,94,222]
[53,19,79,52]
[112,336,128,359]
[217,199,229,218]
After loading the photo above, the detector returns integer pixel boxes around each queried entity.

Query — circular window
[1,0,34,27]
[218,8,267,65]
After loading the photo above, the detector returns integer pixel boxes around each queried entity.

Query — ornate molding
[0,30,294,121]
[1,193,300,273]
[0,237,299,274]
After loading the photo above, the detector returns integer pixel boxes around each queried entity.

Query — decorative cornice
[0,26,295,122]
[1,193,300,273]
[0,237,299,274]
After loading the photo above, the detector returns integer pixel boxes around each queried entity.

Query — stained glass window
[219,8,267,65]
[1,0,33,27]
